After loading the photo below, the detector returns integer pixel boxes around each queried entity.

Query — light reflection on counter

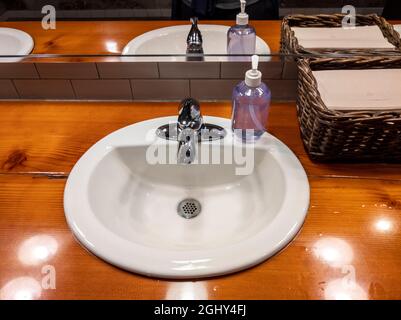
[312,237,354,268]
[375,218,393,233]
[324,278,367,300]
[312,236,368,300]
[0,277,42,300]
[165,282,208,300]
[105,41,119,53]
[18,235,58,266]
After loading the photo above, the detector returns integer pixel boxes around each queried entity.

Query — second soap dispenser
[231,55,271,141]
[227,0,256,56]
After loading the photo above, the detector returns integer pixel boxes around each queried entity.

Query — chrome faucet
[186,17,204,58]
[155,98,226,165]
[177,98,203,164]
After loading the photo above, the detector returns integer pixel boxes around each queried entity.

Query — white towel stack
[312,69,401,111]
[292,25,395,49]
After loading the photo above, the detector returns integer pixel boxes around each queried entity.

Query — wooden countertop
[0,101,400,300]
[0,20,282,56]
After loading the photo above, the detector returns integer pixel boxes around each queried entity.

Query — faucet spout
[177,98,203,164]
[177,128,197,164]
[186,17,204,56]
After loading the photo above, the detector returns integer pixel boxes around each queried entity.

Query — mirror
[0,0,399,58]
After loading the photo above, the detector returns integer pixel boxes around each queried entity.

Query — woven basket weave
[297,58,401,162]
[281,14,401,59]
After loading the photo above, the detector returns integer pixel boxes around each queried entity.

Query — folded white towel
[292,25,394,49]
[312,69,401,111]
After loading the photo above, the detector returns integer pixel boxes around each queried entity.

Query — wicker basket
[281,14,401,58]
[297,57,401,162]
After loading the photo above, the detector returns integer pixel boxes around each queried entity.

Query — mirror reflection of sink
[0,28,34,61]
[122,25,270,61]
[64,116,309,279]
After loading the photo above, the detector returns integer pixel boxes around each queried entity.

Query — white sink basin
[0,28,34,61]
[64,116,309,279]
[122,25,270,61]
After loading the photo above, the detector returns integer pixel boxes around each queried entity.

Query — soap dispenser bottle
[231,55,271,141]
[227,0,256,55]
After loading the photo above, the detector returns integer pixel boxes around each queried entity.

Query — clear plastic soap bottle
[231,55,271,141]
[227,0,256,55]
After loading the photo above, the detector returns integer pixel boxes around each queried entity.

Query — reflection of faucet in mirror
[186,17,204,60]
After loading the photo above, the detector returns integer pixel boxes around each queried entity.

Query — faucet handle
[178,98,203,131]
[190,17,198,26]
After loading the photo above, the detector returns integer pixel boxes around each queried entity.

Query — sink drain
[177,198,201,219]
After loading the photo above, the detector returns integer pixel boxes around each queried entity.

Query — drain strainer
[177,198,201,219]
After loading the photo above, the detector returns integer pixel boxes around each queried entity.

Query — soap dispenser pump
[231,55,271,141]
[227,0,256,55]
